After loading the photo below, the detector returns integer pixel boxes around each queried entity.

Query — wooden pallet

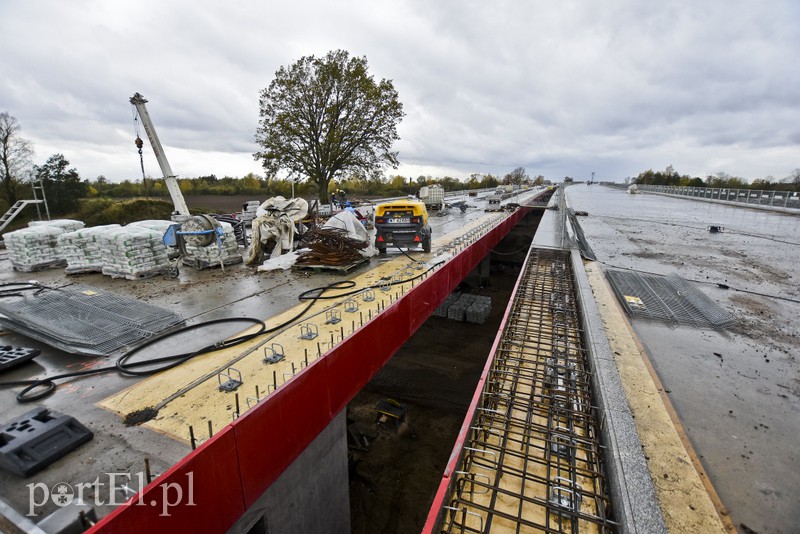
[292,257,370,274]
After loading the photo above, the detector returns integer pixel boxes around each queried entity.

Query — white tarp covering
[322,210,369,242]
[246,196,309,265]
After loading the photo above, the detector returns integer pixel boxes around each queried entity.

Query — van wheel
[378,246,386,254]
[422,236,431,253]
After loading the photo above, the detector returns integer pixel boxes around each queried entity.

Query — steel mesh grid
[0,285,185,356]
[439,250,616,533]
[605,270,736,328]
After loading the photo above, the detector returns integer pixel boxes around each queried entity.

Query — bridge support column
[478,255,491,287]
[230,409,350,534]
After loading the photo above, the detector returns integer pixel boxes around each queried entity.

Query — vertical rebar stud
[304,349,309,366]
[317,341,322,355]
[273,370,277,391]
[340,325,344,341]
[330,332,334,346]
[255,385,260,400]
[145,458,152,484]
[291,362,296,375]
[208,420,213,439]
[189,426,196,450]
[360,311,363,325]
[368,309,372,320]
[235,393,240,416]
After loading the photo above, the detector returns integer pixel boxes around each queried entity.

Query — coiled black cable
[4,317,267,403]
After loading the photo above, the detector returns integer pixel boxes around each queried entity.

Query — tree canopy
[254,50,404,203]
[34,154,87,215]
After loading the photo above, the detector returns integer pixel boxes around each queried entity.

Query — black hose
[2,317,267,403]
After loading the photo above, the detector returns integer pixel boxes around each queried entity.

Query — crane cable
[131,105,153,215]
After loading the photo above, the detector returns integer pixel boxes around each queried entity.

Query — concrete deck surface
[566,184,800,534]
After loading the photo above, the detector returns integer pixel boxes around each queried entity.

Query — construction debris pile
[246,197,309,265]
[295,227,369,267]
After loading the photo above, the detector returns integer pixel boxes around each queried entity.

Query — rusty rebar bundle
[295,228,368,266]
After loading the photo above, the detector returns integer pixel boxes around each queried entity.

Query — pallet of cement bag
[465,295,492,324]
[447,293,478,321]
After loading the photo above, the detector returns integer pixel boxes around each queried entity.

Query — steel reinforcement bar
[424,249,616,533]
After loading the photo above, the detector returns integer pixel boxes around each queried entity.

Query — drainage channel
[432,248,616,533]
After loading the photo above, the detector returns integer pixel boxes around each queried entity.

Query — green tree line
[632,165,800,191]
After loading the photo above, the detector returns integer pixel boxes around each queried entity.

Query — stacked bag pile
[5,219,87,272]
[97,225,171,279]
[58,224,121,274]
[5,225,70,272]
[28,219,84,232]
[182,221,242,269]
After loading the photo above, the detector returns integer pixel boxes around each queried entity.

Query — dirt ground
[184,194,259,213]
[347,214,539,533]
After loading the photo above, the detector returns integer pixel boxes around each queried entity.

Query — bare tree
[0,112,34,207]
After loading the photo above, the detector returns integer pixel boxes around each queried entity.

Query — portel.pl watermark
[26,471,195,517]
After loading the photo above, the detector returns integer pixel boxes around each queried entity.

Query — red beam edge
[95,206,531,531]
[89,427,246,533]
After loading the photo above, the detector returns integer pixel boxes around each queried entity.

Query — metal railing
[637,185,800,210]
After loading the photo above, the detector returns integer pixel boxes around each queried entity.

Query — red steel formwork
[90,207,530,533]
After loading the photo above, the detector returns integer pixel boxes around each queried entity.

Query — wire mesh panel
[0,285,185,356]
[604,270,736,328]
[437,250,616,533]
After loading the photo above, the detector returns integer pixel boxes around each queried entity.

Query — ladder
[0,200,43,234]
[0,178,50,235]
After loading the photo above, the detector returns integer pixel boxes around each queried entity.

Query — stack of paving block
[97,226,171,279]
[58,225,121,274]
[4,225,68,272]
[28,219,85,232]
[465,295,492,325]
[433,293,460,318]
[447,293,478,321]
[182,221,242,269]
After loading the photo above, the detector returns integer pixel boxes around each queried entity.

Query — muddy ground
[347,213,539,533]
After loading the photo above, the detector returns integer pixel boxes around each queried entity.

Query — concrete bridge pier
[229,410,350,534]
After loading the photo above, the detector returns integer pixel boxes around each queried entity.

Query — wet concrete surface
[566,185,800,534]
[0,191,528,522]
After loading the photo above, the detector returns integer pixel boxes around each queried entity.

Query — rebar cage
[437,249,616,533]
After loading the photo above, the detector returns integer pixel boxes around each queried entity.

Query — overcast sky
[2,1,798,184]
